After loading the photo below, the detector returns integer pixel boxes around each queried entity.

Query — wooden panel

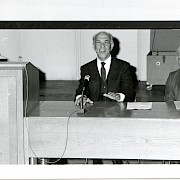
[0,69,25,164]
[0,77,17,164]
[27,116,180,160]
[150,29,180,51]
[23,63,39,115]
[0,62,39,164]
[147,55,179,85]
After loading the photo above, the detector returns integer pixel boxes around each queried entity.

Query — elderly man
[73,31,136,164]
[75,31,135,106]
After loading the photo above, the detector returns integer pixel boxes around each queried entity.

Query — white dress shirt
[97,56,111,78]
[97,56,125,102]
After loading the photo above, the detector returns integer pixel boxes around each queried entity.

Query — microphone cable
[24,66,83,164]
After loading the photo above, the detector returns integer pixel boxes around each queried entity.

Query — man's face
[93,32,114,61]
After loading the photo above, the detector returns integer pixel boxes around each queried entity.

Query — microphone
[79,75,90,113]
[82,75,90,91]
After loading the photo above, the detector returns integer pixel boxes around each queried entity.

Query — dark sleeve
[165,73,175,101]
[120,63,136,102]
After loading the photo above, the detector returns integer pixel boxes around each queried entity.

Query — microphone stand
[78,75,90,114]
[78,87,86,114]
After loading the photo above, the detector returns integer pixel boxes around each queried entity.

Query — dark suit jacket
[75,57,136,102]
[165,68,180,101]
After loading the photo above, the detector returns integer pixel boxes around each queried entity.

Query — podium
[0,62,39,164]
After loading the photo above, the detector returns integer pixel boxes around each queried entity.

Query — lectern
[0,62,39,164]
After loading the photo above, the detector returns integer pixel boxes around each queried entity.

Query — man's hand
[103,92,121,102]
[75,95,93,106]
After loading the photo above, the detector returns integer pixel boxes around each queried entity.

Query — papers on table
[126,102,152,110]
[174,101,180,109]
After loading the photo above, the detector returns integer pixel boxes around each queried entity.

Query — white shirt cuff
[116,93,125,102]
[76,94,82,101]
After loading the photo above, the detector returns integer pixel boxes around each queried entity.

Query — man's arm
[165,73,175,101]
[104,61,136,102]
[74,66,93,105]
[103,92,125,102]
[119,63,136,102]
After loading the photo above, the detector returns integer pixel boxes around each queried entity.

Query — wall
[21,29,150,80]
[0,30,22,62]
[0,29,150,81]
[137,30,151,81]
[21,30,78,80]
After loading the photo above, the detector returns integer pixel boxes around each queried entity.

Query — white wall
[0,30,22,61]
[21,29,150,80]
[137,30,151,81]
[0,29,150,81]
[21,30,78,80]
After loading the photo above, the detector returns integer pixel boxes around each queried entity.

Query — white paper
[174,101,180,109]
[126,102,152,110]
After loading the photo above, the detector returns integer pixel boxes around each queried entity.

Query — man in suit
[165,46,180,101]
[73,31,135,164]
[75,31,135,106]
[164,47,180,164]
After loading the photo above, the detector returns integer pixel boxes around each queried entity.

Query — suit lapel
[107,57,119,83]
[89,59,101,97]
[89,59,100,79]
[176,69,180,98]
[88,57,119,98]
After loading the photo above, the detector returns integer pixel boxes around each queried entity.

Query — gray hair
[92,31,114,44]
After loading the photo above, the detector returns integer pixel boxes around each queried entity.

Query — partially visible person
[75,31,136,106]
[165,46,180,101]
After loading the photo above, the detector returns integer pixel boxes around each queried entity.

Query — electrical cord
[24,67,83,164]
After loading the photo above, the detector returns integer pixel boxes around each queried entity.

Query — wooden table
[26,101,180,162]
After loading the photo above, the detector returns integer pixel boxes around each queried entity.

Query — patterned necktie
[101,62,106,82]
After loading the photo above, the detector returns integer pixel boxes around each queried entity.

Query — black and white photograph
[1,0,180,179]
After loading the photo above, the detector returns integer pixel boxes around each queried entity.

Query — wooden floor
[40,80,165,102]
